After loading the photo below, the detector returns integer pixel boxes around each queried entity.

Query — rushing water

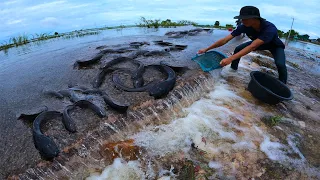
[86,59,319,179]
[1,26,319,179]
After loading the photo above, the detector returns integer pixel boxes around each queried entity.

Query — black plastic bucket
[248,71,293,105]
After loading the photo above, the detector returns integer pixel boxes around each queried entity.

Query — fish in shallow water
[33,111,62,159]
[112,64,176,99]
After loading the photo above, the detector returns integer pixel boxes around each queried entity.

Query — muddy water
[1,26,319,179]
[0,26,242,178]
[86,61,319,179]
[287,40,320,54]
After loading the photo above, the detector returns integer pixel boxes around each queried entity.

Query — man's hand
[220,57,233,66]
[197,48,207,54]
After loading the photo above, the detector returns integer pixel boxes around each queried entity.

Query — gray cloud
[0,0,319,41]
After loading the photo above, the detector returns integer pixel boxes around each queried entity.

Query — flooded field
[0,26,319,179]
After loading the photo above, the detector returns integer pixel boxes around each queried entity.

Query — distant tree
[153,19,161,28]
[225,24,234,28]
[277,30,284,37]
[214,21,220,27]
[298,34,310,41]
[284,29,299,39]
[161,19,172,27]
[177,20,198,26]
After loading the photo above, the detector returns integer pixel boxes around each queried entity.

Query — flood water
[287,40,320,54]
[0,26,236,178]
[0,26,232,118]
[87,65,319,179]
[0,26,319,179]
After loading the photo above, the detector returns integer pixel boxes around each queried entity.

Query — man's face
[241,18,255,27]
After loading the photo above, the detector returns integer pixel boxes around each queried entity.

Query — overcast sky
[1,0,320,41]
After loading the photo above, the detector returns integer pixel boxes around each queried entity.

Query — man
[198,6,287,84]
[235,19,245,38]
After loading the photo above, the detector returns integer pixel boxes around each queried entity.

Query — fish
[112,64,176,99]
[131,60,145,88]
[33,111,62,159]
[83,88,129,113]
[62,105,77,133]
[73,100,106,118]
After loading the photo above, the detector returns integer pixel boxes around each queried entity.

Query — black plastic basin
[248,71,293,105]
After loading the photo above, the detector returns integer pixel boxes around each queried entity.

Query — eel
[44,86,87,102]
[33,111,62,159]
[154,41,174,46]
[147,65,176,98]
[74,53,104,69]
[102,94,129,113]
[61,100,106,133]
[129,41,149,48]
[17,106,48,121]
[93,57,134,88]
[74,47,136,69]
[101,56,134,70]
[112,64,176,99]
[131,60,145,88]
[128,50,150,59]
[73,100,106,118]
[92,69,109,88]
[62,105,77,133]
[83,88,129,113]
[160,61,190,74]
[57,89,80,102]
[112,74,160,92]
[168,33,184,38]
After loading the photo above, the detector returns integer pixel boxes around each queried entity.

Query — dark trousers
[231,41,287,84]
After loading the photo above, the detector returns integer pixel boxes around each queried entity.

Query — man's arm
[207,34,234,50]
[220,38,264,66]
[198,34,234,53]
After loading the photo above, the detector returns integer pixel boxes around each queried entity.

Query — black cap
[234,6,263,19]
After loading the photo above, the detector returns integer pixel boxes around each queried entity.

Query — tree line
[214,20,319,43]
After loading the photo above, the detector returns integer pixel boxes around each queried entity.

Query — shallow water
[287,40,320,54]
[1,26,319,178]
[87,63,319,179]
[0,26,237,178]
[0,26,232,114]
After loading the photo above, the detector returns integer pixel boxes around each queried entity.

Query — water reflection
[0,26,186,59]
[286,39,320,54]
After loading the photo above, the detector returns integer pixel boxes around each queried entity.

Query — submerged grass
[0,31,100,51]
[10,34,29,46]
[262,115,283,127]
[137,17,198,28]
[0,24,138,52]
[0,17,215,52]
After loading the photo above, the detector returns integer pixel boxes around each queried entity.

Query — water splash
[86,158,145,180]
[129,111,146,130]
[148,107,161,121]
[21,56,319,179]
[55,160,73,176]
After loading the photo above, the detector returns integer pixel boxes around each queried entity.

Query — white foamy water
[208,161,222,169]
[86,158,145,180]
[87,60,319,179]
